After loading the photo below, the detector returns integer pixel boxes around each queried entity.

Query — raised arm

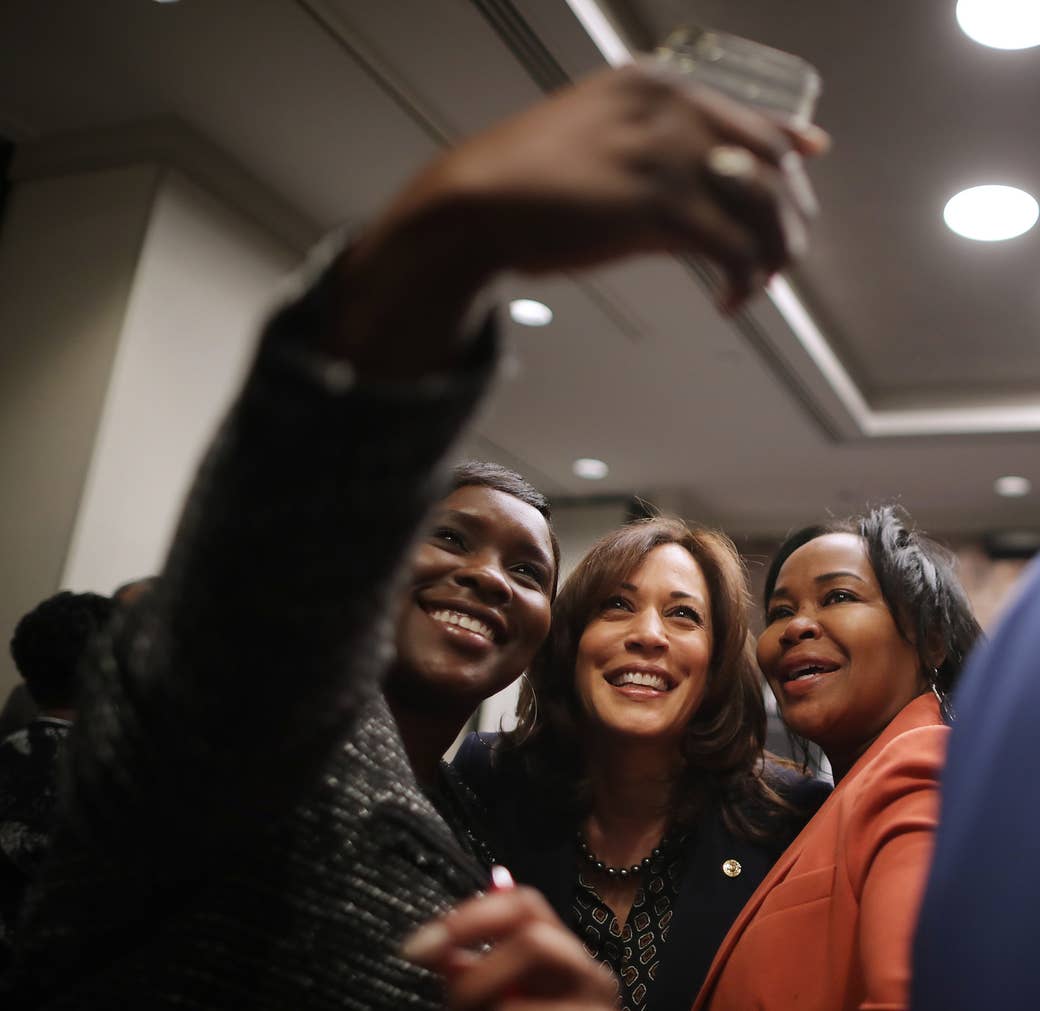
[61,63,822,862]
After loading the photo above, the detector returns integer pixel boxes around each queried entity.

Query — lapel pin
[722,859,742,878]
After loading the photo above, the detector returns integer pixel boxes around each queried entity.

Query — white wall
[61,169,297,592]
[0,165,158,695]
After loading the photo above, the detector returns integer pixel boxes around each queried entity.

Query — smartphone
[652,25,821,126]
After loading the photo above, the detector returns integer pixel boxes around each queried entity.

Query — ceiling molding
[498,0,1040,440]
[295,0,458,146]
[11,119,320,254]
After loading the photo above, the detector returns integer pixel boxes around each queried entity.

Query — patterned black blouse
[572,833,689,1010]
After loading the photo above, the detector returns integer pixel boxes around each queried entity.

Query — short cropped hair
[9,591,115,709]
[450,461,560,596]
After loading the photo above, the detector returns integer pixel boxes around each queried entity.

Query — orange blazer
[693,694,946,1011]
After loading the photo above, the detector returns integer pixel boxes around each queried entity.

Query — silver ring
[704,145,757,181]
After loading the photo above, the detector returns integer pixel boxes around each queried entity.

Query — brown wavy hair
[500,516,793,840]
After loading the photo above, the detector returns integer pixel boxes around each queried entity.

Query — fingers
[403,888,616,1011]
[637,60,791,166]
[702,149,809,266]
[783,122,832,157]
[404,886,558,963]
[646,73,818,301]
[446,918,615,1011]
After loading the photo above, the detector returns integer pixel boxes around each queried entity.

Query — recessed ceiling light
[943,185,1039,241]
[956,0,1040,50]
[994,475,1032,497]
[509,299,553,327]
[573,457,609,480]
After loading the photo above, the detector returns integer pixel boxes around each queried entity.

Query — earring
[930,665,955,723]
[929,666,942,703]
[519,671,538,726]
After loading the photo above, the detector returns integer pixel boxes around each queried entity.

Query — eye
[669,604,704,626]
[431,526,465,551]
[511,561,550,591]
[823,588,858,606]
[766,603,794,624]
[601,594,632,613]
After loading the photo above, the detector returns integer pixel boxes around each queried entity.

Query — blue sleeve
[912,556,1040,1011]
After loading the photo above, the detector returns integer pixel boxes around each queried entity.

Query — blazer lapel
[653,808,781,1011]
[694,694,944,1009]
[692,820,810,1009]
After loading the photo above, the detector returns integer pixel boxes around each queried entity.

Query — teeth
[611,671,669,691]
[430,609,495,640]
[790,665,835,681]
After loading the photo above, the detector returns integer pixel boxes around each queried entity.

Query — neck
[385,689,470,787]
[582,733,676,864]
[825,687,928,784]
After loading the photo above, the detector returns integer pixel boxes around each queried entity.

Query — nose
[779,611,822,645]
[452,554,512,606]
[625,608,668,652]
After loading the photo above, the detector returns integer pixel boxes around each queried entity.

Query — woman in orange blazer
[694,505,982,1011]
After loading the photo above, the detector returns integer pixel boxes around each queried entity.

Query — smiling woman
[385,463,559,786]
[451,517,830,1011]
[693,505,983,1011]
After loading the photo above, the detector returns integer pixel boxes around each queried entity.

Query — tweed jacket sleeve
[68,273,495,855]
[11,265,498,1005]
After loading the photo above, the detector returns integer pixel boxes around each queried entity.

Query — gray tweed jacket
[12,275,494,1009]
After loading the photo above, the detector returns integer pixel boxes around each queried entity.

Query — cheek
[409,544,446,586]
[755,631,776,676]
[573,629,603,700]
[516,597,552,657]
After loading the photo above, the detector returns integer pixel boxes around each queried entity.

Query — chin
[599,716,681,744]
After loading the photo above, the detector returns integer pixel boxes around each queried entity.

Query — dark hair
[450,461,560,596]
[9,590,115,709]
[763,505,983,721]
[503,516,790,840]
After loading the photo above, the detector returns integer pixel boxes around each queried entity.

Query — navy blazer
[912,556,1040,1011]
[452,733,830,1011]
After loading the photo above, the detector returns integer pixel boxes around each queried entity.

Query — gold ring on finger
[704,145,757,181]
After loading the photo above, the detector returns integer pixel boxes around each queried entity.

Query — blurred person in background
[0,591,114,971]
[11,64,821,1010]
[693,506,982,1011]
[448,517,830,1010]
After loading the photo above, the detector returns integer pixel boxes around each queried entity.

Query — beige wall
[0,161,298,700]
[0,165,159,695]
[62,169,296,593]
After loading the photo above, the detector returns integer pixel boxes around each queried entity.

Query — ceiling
[2,0,1038,537]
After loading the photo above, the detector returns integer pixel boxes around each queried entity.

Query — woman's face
[574,543,713,745]
[757,532,926,771]
[393,485,555,710]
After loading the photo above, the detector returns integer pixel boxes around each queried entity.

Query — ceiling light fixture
[943,185,1039,241]
[956,0,1040,50]
[994,475,1032,497]
[573,457,609,480]
[509,299,553,327]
